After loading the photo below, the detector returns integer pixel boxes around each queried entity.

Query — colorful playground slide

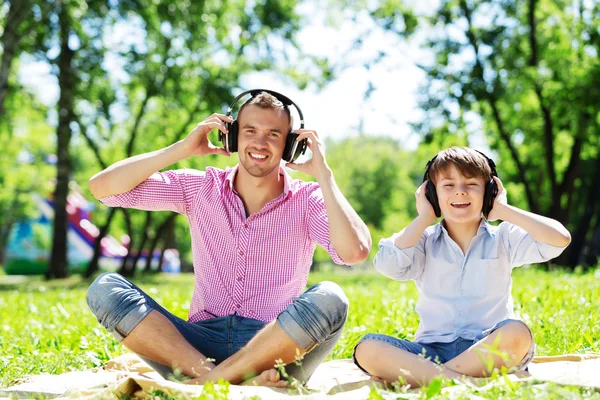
[5,193,180,275]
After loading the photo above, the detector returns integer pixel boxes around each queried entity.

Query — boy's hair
[428,147,493,184]
[238,91,293,130]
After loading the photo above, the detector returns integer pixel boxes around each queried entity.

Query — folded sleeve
[98,169,207,216]
[373,230,427,281]
[498,222,568,267]
[306,185,346,265]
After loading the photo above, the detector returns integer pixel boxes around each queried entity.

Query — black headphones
[217,89,307,163]
[423,150,499,218]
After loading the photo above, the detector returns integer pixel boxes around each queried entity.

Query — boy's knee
[498,321,532,354]
[354,340,374,362]
[354,339,384,373]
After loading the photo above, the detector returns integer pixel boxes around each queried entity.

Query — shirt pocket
[464,259,507,297]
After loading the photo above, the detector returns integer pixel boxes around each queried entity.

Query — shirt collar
[479,219,494,236]
[432,219,492,242]
[225,164,292,198]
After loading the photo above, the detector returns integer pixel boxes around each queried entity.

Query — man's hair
[238,91,293,130]
[428,147,492,184]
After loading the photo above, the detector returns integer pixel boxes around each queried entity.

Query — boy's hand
[416,181,437,224]
[487,176,508,221]
[182,113,232,158]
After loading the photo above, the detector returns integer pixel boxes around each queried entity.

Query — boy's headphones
[217,89,307,163]
[423,150,499,218]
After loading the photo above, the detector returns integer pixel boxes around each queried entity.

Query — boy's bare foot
[368,375,389,389]
[241,369,288,388]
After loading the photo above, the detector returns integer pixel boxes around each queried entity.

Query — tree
[70,0,332,277]
[365,0,600,267]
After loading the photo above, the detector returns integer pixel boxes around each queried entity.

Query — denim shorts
[86,272,349,382]
[354,319,535,373]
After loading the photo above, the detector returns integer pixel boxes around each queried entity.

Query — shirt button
[243,223,248,228]
[238,249,244,255]
[236,276,243,281]
[236,304,241,308]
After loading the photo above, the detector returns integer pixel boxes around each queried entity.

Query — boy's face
[434,164,486,225]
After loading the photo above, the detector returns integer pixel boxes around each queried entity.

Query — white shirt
[374,220,567,344]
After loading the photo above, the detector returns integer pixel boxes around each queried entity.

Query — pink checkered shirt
[99,166,345,323]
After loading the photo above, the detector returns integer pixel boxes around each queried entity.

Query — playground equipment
[5,192,180,275]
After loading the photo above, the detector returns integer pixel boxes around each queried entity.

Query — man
[86,91,371,386]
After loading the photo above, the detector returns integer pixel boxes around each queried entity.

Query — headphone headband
[226,89,304,129]
[424,150,497,181]
[423,149,499,218]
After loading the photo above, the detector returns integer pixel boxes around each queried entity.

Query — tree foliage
[366,0,600,267]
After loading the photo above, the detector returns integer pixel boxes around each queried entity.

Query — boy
[353,147,570,387]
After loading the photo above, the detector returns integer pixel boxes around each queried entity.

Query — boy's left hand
[487,176,508,221]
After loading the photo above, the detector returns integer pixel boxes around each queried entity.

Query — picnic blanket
[1,353,599,399]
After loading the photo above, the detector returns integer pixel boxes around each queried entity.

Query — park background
[0,0,599,398]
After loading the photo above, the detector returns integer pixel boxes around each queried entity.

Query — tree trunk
[0,0,29,120]
[582,203,600,267]
[157,216,176,273]
[129,212,153,273]
[48,1,75,279]
[0,219,15,266]
[84,207,117,278]
[566,156,600,268]
[144,213,177,272]
[119,210,135,277]
[459,0,538,213]
[584,205,600,267]
[555,112,589,225]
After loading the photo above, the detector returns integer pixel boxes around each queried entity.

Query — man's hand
[416,181,437,225]
[284,130,330,180]
[486,176,508,221]
[182,113,232,158]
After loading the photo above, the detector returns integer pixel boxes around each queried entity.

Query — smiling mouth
[249,152,269,161]
[451,202,471,208]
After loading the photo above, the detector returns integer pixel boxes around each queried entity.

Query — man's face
[435,164,486,224]
[237,105,290,178]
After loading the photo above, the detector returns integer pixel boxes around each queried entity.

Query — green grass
[0,266,599,398]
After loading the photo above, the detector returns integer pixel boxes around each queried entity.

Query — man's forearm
[495,204,571,247]
[317,168,372,264]
[89,141,191,199]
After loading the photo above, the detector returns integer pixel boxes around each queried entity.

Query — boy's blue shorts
[354,318,535,373]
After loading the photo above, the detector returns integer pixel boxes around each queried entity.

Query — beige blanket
[1,353,599,399]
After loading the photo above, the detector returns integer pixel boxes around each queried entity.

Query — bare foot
[182,377,202,385]
[241,369,288,388]
[368,375,389,389]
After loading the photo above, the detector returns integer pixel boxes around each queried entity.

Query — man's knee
[86,272,132,320]
[278,280,349,349]
[304,280,349,332]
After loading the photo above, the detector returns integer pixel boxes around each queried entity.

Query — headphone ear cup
[482,178,499,217]
[219,122,228,150]
[227,120,238,153]
[425,180,441,218]
[282,131,299,162]
[294,138,307,161]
